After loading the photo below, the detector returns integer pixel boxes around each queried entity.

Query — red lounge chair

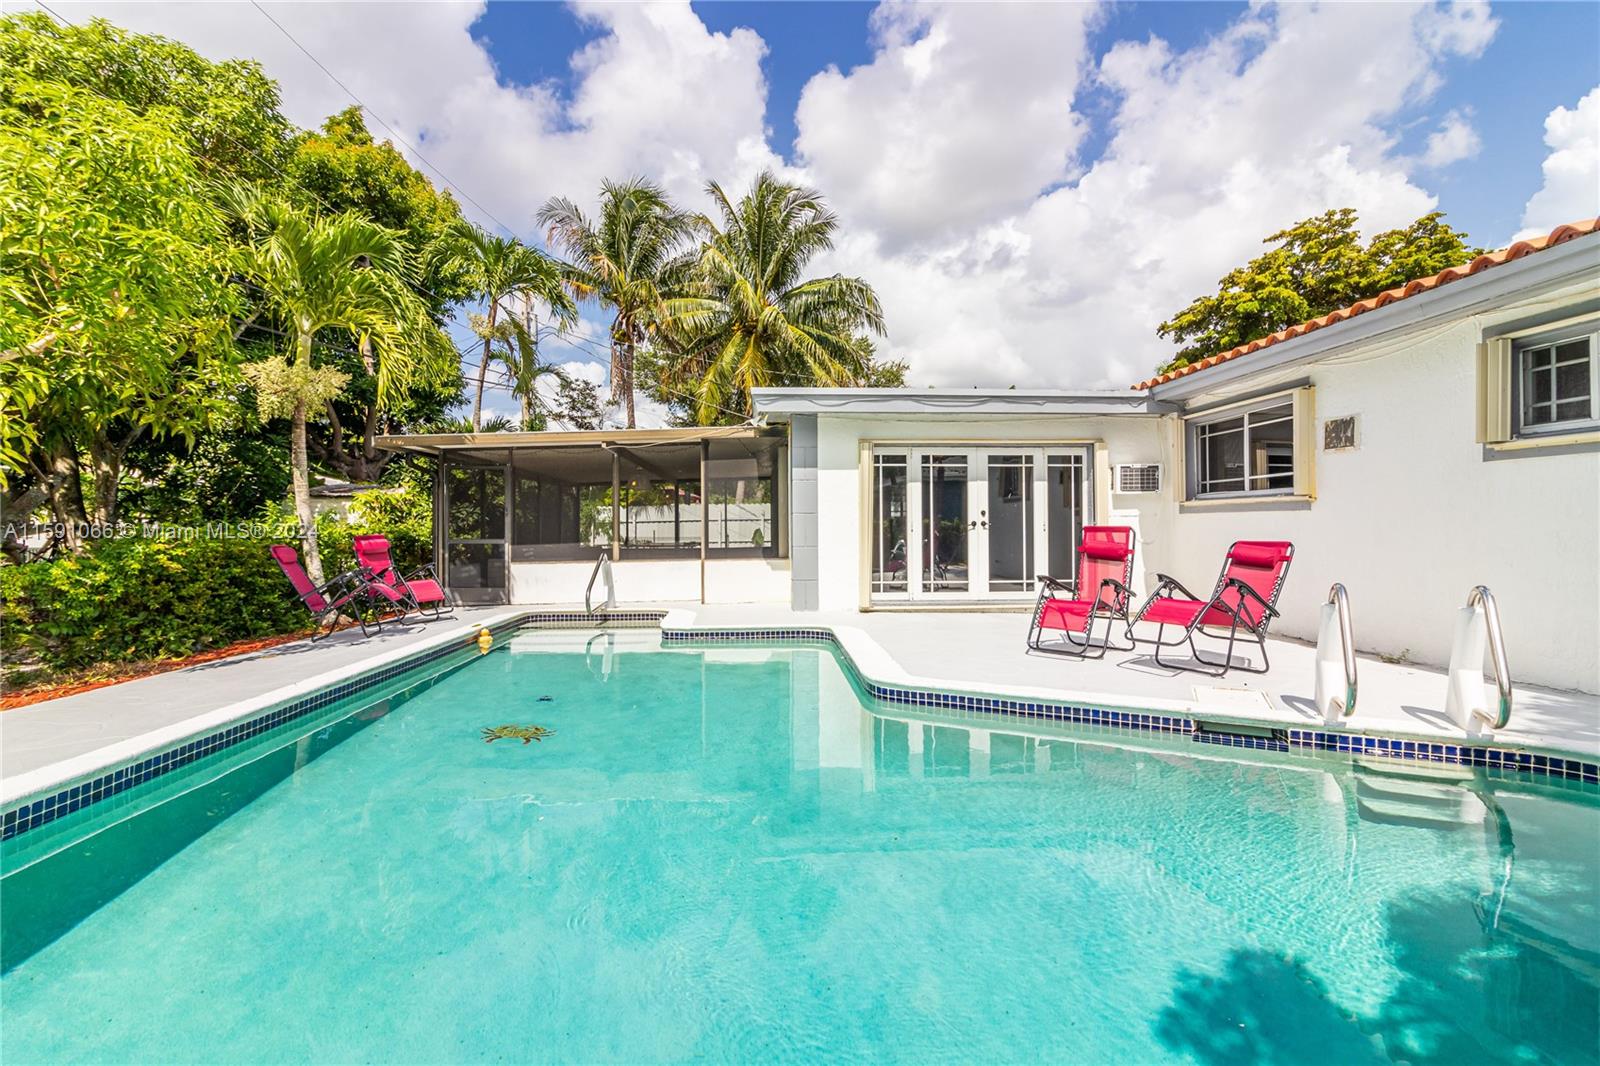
[353,534,452,619]
[1026,526,1137,659]
[1126,540,1294,676]
[270,544,402,639]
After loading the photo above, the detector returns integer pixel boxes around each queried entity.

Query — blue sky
[65,0,1600,418]
[468,0,1596,248]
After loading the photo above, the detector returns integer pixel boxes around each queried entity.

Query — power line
[246,0,517,236]
[28,5,755,428]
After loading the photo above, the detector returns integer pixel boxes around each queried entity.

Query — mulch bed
[0,627,334,711]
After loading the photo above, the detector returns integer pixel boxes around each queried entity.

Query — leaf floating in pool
[482,725,556,745]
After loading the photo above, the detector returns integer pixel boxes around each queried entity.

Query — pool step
[1354,773,1488,829]
[1354,755,1476,782]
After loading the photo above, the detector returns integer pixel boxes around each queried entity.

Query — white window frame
[1512,328,1600,439]
[1185,392,1305,500]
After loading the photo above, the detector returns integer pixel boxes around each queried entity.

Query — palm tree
[429,220,574,431]
[659,171,885,424]
[232,191,448,584]
[537,179,694,428]
[501,320,569,430]
[467,313,567,430]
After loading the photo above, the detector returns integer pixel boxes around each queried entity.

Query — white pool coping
[0,608,525,808]
[660,606,1600,764]
[5,602,1596,816]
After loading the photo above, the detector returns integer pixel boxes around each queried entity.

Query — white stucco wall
[810,414,1173,612]
[799,308,1598,693]
[509,557,791,606]
[1164,312,1600,693]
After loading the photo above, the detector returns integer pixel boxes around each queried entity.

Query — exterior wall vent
[1114,463,1162,494]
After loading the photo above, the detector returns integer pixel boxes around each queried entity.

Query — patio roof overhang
[373,424,778,457]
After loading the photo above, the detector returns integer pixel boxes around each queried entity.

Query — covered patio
[376,426,793,606]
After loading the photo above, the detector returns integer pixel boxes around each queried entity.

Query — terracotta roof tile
[1133,217,1600,390]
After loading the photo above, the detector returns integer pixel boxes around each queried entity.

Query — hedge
[1,535,312,672]
[2,487,436,675]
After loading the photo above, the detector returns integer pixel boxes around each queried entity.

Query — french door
[869,446,1092,604]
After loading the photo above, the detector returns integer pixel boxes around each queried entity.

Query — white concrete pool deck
[669,605,1599,762]
[4,601,1596,808]
[0,607,518,804]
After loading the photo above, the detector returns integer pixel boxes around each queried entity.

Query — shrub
[1,535,310,673]
[1,480,437,676]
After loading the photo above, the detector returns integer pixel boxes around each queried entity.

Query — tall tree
[231,192,452,583]
[282,107,468,479]
[1157,209,1480,371]
[537,179,695,428]
[0,77,239,539]
[1,11,293,532]
[0,12,292,184]
[429,219,574,430]
[658,171,886,424]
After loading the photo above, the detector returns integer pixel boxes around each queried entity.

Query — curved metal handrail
[1467,585,1513,729]
[1326,583,1357,717]
[585,551,613,615]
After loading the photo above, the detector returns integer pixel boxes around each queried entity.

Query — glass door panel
[871,454,909,595]
[444,456,508,603]
[920,454,969,593]
[870,445,1091,604]
[985,454,1034,593]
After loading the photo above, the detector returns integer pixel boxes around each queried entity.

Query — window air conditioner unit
[1114,463,1162,494]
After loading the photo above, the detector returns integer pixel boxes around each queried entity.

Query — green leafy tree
[280,108,470,480]
[0,77,240,539]
[0,12,292,184]
[549,375,606,431]
[430,219,574,431]
[467,315,570,431]
[231,191,453,583]
[119,404,292,524]
[538,179,696,428]
[1157,209,1480,372]
[658,171,887,424]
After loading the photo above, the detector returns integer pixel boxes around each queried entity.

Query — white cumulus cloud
[800,1,1501,387]
[794,1,1098,250]
[34,0,1531,393]
[1419,109,1482,168]
[1517,86,1600,239]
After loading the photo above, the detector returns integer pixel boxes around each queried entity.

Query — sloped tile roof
[1134,217,1600,390]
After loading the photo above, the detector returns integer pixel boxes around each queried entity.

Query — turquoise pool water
[2,630,1597,1064]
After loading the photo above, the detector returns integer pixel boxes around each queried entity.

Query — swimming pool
[3,628,1597,1063]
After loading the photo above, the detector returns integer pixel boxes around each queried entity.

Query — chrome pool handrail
[586,551,614,615]
[1467,585,1513,729]
[1327,583,1357,717]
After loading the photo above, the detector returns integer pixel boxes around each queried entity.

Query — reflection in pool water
[2,634,1596,1064]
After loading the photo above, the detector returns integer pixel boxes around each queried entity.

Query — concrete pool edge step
[657,609,1600,783]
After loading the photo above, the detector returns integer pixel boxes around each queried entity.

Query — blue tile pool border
[1,611,666,843]
[663,626,1600,786]
[6,612,1593,844]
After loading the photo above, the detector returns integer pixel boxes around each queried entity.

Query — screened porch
[374,427,790,606]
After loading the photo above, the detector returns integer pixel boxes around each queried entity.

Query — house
[380,218,1599,693]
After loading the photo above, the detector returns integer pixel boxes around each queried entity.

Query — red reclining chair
[270,544,404,639]
[1026,526,1137,659]
[1125,540,1294,676]
[353,534,452,620]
